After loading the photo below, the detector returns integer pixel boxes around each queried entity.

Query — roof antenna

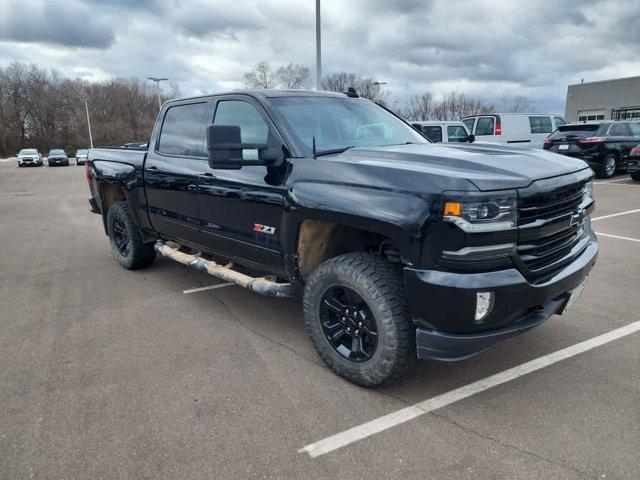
[346,87,359,98]
[312,136,317,158]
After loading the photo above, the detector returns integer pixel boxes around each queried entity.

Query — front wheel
[598,154,617,179]
[106,201,156,270]
[303,253,415,387]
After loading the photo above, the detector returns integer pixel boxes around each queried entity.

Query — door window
[158,102,207,156]
[628,122,640,140]
[529,116,553,134]
[214,100,269,160]
[447,125,469,142]
[475,117,495,136]
[608,123,631,136]
[422,126,442,142]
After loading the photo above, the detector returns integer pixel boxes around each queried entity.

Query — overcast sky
[1,0,639,112]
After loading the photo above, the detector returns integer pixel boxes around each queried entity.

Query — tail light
[544,138,553,146]
[85,161,91,186]
[494,117,502,136]
[630,146,640,156]
[579,136,606,144]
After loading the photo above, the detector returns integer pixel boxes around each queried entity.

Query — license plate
[558,144,569,150]
[564,280,587,312]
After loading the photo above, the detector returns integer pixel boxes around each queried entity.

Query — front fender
[286,182,433,264]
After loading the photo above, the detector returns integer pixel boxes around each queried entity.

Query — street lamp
[373,81,387,87]
[316,0,321,90]
[147,77,168,110]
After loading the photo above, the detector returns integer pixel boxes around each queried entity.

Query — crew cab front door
[144,100,207,245]
[195,95,287,274]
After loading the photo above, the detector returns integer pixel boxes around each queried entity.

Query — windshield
[49,149,65,155]
[271,96,427,155]
[77,149,88,155]
[19,149,38,155]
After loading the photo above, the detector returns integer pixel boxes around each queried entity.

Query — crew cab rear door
[195,94,287,274]
[144,99,207,245]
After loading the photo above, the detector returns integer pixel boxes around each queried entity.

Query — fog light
[475,291,494,323]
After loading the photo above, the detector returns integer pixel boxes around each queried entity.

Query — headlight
[442,191,517,232]
[583,179,593,199]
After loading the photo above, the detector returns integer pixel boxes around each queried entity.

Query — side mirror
[468,134,476,143]
[206,124,282,170]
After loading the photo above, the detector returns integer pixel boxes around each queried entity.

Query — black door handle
[198,172,216,179]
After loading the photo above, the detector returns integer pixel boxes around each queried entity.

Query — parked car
[462,113,567,149]
[86,89,597,387]
[411,121,475,143]
[628,144,640,181]
[47,149,69,166]
[543,121,640,178]
[17,148,43,167]
[75,149,89,165]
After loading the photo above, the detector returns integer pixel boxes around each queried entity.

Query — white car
[411,121,475,143]
[462,113,568,149]
[17,149,44,167]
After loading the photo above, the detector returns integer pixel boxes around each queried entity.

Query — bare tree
[321,72,390,106]
[276,63,310,89]
[243,61,273,89]
[500,95,533,112]
[402,93,434,121]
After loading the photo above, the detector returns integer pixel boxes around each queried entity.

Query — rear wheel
[303,252,414,387]
[106,201,155,270]
[599,154,617,178]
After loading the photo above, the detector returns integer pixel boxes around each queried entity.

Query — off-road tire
[598,154,617,179]
[630,171,640,182]
[106,201,156,270]
[303,252,415,387]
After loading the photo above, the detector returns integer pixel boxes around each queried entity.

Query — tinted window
[271,97,426,154]
[554,116,567,127]
[462,118,475,132]
[475,117,494,136]
[447,125,469,142]
[549,124,600,139]
[423,126,442,142]
[158,102,207,156]
[20,149,38,155]
[213,100,269,160]
[628,122,640,139]
[529,116,553,134]
[608,123,631,136]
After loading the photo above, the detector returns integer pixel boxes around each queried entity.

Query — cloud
[0,0,115,48]
[0,0,638,113]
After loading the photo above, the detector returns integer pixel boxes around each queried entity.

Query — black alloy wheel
[320,285,378,362]
[111,215,130,257]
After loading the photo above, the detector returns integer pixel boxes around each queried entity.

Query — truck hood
[335,143,591,191]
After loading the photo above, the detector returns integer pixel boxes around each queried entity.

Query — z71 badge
[253,224,276,235]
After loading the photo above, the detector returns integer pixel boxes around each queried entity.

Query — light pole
[315,0,321,90]
[147,77,168,110]
[85,100,93,148]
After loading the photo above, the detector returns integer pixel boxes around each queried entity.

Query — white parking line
[596,232,640,244]
[299,320,640,458]
[591,208,640,222]
[594,177,631,184]
[183,282,235,294]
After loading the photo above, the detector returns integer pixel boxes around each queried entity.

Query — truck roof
[167,89,348,104]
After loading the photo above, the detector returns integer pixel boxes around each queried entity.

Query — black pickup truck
[86,89,598,386]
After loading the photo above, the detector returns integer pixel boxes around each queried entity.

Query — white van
[410,121,473,143]
[462,113,568,149]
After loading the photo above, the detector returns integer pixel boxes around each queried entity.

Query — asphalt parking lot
[1,161,638,479]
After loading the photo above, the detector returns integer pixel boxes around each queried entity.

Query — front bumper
[404,233,598,361]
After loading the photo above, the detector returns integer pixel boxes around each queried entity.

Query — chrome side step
[154,240,295,297]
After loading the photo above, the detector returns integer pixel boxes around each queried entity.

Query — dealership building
[564,75,640,122]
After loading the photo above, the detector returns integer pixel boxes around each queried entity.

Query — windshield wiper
[312,136,354,158]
